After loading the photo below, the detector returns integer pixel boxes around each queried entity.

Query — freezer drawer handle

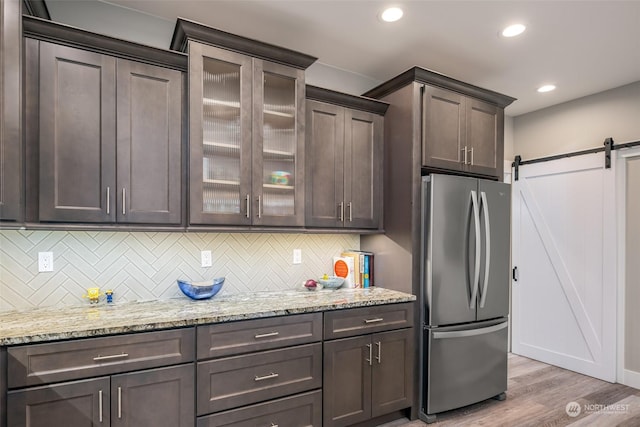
[432,322,508,339]
[364,318,384,324]
[479,191,491,308]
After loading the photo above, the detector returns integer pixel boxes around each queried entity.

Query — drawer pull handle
[99,389,103,423]
[93,352,129,362]
[254,372,279,381]
[118,386,122,418]
[254,331,279,339]
[364,318,384,324]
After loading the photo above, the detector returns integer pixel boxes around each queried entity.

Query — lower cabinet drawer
[7,328,195,388]
[197,343,322,415]
[197,390,322,427]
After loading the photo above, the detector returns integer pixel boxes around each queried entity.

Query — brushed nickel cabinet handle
[93,353,129,362]
[106,187,110,215]
[366,343,372,366]
[469,147,474,165]
[99,390,103,423]
[375,341,382,364]
[254,331,279,339]
[270,424,279,427]
[257,196,262,218]
[246,194,251,219]
[462,146,468,164]
[254,372,279,381]
[122,188,126,215]
[364,318,383,324]
[348,202,353,222]
[118,386,122,418]
[338,202,344,222]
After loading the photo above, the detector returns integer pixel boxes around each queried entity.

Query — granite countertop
[0,287,415,345]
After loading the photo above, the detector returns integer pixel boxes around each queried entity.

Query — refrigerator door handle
[432,321,507,339]
[479,191,491,308]
[470,190,481,309]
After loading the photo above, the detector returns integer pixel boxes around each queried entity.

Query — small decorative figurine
[105,290,114,304]
[83,287,102,304]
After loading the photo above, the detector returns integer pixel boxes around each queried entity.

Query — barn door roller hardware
[604,137,614,169]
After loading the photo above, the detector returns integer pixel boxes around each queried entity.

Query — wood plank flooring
[386,353,640,427]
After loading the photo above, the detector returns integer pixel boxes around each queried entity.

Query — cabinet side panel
[0,0,22,221]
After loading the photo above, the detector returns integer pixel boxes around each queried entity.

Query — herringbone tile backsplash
[0,230,359,311]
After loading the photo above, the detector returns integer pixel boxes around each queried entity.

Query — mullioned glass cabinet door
[252,60,305,227]
[189,41,252,225]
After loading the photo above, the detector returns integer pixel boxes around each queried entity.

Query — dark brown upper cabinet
[305,86,387,230]
[0,0,22,222]
[23,17,186,225]
[172,18,315,227]
[423,86,503,177]
[364,67,515,180]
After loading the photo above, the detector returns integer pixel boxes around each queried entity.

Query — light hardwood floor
[387,353,640,427]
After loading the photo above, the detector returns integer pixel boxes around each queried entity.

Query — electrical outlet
[293,249,302,264]
[201,250,212,268]
[38,252,54,272]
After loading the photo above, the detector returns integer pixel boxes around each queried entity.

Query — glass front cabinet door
[189,41,304,226]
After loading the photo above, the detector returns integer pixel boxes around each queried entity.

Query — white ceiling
[70,1,640,116]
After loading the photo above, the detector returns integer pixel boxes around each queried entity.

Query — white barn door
[511,152,616,382]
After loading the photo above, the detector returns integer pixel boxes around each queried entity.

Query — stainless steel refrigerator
[419,174,510,423]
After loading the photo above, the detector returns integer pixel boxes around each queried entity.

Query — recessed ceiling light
[502,24,526,38]
[537,84,556,93]
[380,7,403,23]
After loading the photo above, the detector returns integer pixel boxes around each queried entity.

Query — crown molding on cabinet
[22,0,50,20]
[363,66,516,108]
[23,15,188,71]
[170,17,317,70]
[306,85,389,115]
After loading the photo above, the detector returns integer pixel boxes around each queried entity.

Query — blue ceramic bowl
[318,276,345,289]
[177,277,224,300]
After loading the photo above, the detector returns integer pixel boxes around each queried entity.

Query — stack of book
[338,250,374,288]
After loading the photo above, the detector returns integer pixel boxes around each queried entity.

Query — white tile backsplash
[0,230,359,311]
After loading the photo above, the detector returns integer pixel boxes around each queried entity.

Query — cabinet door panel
[323,336,372,427]
[189,42,252,225]
[39,42,116,222]
[344,109,382,229]
[0,0,22,221]
[422,86,465,172]
[466,98,503,177]
[7,377,110,427]
[253,59,305,226]
[117,59,182,224]
[371,329,413,418]
[305,100,344,228]
[111,364,194,427]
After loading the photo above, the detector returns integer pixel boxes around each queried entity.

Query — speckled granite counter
[0,288,415,345]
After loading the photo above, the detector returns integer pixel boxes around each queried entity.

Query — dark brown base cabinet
[323,303,414,427]
[7,364,194,427]
[5,328,195,427]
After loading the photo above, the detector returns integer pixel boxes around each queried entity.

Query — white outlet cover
[38,252,54,272]
[293,249,302,264]
[201,250,212,268]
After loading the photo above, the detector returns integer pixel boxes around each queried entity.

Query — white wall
[513,82,640,159]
